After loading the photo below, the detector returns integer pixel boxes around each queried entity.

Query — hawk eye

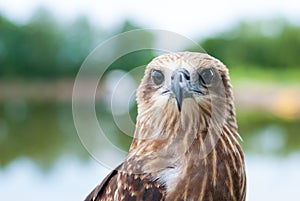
[151,70,164,86]
[199,68,214,87]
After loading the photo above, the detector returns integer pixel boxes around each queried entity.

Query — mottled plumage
[85,52,246,201]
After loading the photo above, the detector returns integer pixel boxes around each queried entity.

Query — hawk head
[128,52,239,172]
[135,52,236,137]
[137,52,232,115]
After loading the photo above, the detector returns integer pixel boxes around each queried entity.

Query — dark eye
[151,70,164,86]
[199,68,214,86]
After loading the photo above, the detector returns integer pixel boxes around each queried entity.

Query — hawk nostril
[172,68,190,81]
[179,75,183,82]
[183,72,190,80]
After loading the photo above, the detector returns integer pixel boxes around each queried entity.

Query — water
[0,102,299,200]
[1,154,300,201]
[0,157,100,201]
[246,154,300,201]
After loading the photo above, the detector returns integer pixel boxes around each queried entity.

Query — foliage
[1,11,300,79]
[201,19,300,69]
[0,10,103,78]
[0,12,158,79]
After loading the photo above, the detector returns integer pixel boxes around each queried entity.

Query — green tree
[201,19,300,69]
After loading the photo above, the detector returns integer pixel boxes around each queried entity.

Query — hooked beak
[170,68,204,112]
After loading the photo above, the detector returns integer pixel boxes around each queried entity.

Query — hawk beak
[171,68,191,112]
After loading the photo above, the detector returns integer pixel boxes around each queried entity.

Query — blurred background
[0,0,300,200]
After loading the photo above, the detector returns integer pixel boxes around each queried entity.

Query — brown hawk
[85,52,246,201]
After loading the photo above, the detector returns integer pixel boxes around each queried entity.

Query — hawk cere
[85,52,246,201]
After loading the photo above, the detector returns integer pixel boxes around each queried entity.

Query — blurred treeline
[1,9,300,79]
[202,19,300,69]
[0,10,100,78]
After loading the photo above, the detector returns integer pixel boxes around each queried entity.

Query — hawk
[85,52,246,201]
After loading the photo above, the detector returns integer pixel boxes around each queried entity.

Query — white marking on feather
[224,126,244,172]
[240,170,246,197]
[223,127,237,153]
[209,131,217,187]
[199,172,208,201]
[198,132,207,166]
[113,188,119,200]
[158,165,182,193]
[219,134,228,153]
[220,134,238,172]
[225,160,236,201]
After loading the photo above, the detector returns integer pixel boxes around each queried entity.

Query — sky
[0,0,300,39]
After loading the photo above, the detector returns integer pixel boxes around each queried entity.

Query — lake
[0,101,299,201]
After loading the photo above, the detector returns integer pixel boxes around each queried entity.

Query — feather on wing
[84,163,166,201]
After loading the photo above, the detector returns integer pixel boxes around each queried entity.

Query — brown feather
[85,164,122,201]
[84,52,246,201]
